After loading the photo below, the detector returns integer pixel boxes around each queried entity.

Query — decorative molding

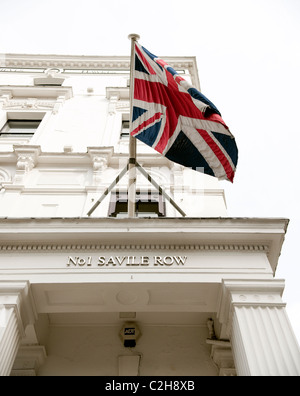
[217,279,286,339]
[0,86,72,100]
[115,101,130,111]
[14,146,41,166]
[0,54,200,88]
[0,281,38,375]
[92,157,108,185]
[13,145,41,184]
[206,339,236,376]
[0,243,269,253]
[3,186,89,194]
[0,168,11,183]
[0,217,288,273]
[1,55,194,71]
[10,346,47,377]
[0,281,38,334]
[2,98,56,111]
[0,306,20,376]
[105,88,130,116]
[0,86,73,115]
[87,147,114,162]
[16,155,35,172]
[34,68,65,86]
[106,87,129,101]
[92,157,108,172]
[88,147,113,185]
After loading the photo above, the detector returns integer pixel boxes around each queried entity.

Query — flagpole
[128,33,140,218]
[87,35,186,218]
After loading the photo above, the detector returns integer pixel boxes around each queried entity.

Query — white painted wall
[38,324,217,376]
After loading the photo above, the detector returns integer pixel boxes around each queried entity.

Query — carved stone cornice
[2,98,55,111]
[0,86,73,100]
[0,217,288,274]
[0,86,73,115]
[0,54,201,89]
[1,54,195,71]
[0,242,269,253]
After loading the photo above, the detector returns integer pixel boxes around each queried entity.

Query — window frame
[120,114,130,139]
[0,111,46,144]
[108,190,166,218]
[0,119,42,137]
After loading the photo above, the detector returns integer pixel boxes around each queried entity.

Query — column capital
[218,279,286,337]
[0,281,37,337]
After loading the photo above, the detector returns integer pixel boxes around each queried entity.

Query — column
[0,306,20,376]
[0,281,36,376]
[218,279,300,376]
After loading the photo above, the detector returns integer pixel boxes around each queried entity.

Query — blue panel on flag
[135,120,162,147]
[135,55,150,75]
[166,66,177,77]
[132,106,148,123]
[141,46,163,71]
[211,131,238,166]
[165,131,215,176]
[187,88,221,116]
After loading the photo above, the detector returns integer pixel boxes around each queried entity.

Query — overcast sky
[1,0,300,344]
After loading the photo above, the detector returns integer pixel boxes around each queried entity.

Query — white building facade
[0,53,299,377]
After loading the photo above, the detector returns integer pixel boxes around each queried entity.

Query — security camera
[120,322,141,348]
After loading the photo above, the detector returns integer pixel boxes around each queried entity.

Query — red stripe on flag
[156,59,168,68]
[131,112,163,136]
[197,129,235,182]
[135,44,156,75]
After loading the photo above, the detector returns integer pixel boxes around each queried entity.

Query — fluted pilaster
[219,279,300,376]
[0,281,37,376]
[0,307,20,376]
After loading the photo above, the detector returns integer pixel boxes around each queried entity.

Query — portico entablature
[0,217,288,281]
[0,218,288,281]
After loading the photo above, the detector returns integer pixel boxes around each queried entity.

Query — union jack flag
[130,43,238,182]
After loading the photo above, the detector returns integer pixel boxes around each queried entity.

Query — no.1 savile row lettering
[67,255,187,267]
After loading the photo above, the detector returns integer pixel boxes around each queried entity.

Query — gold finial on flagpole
[128,33,140,41]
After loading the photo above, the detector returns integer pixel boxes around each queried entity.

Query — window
[0,120,41,138]
[120,115,130,138]
[108,190,166,218]
[0,119,42,144]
